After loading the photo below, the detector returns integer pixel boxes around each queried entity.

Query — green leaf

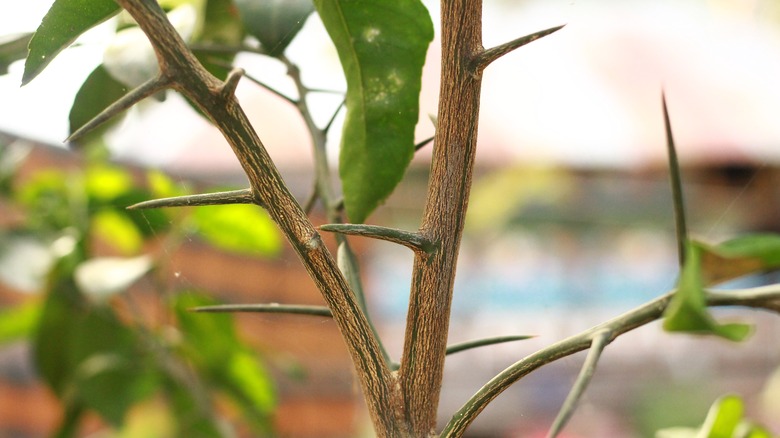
[90,210,144,255]
[314,0,433,223]
[173,294,275,432]
[69,64,130,138]
[663,244,752,341]
[697,234,780,285]
[0,300,42,343]
[193,204,282,257]
[234,0,313,57]
[73,350,158,425]
[23,0,120,85]
[699,395,743,438]
[34,257,154,427]
[0,33,33,75]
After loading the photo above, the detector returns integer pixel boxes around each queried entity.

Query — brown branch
[399,0,484,434]
[113,1,404,435]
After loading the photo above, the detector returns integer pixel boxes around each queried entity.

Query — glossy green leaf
[234,0,313,57]
[314,0,433,223]
[0,33,33,75]
[23,0,120,85]
[0,300,41,343]
[193,204,282,257]
[69,64,129,137]
[663,244,752,341]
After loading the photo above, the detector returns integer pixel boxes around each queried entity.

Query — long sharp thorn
[127,188,256,210]
[193,303,333,317]
[473,25,565,72]
[67,75,171,143]
[663,92,688,267]
[445,335,534,355]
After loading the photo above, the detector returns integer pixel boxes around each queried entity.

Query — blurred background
[1,0,780,436]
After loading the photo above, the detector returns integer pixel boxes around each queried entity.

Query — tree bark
[399,0,484,435]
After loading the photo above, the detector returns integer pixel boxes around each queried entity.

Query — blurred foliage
[656,394,773,438]
[0,138,280,436]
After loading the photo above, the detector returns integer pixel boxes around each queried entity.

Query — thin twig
[127,188,256,210]
[663,92,688,266]
[193,303,333,317]
[547,329,611,438]
[471,25,565,73]
[446,335,534,355]
[67,74,172,143]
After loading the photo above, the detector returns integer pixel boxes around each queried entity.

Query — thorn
[473,24,566,73]
[318,223,436,254]
[127,188,257,210]
[220,67,243,99]
[67,75,171,143]
[192,303,333,317]
[445,335,535,355]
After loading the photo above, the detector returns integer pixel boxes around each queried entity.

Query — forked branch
[440,286,780,436]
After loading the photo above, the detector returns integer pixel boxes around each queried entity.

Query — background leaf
[314,0,433,223]
[69,64,129,137]
[234,0,313,57]
[0,300,41,343]
[193,204,282,257]
[23,0,120,85]
[174,294,276,433]
[0,33,33,75]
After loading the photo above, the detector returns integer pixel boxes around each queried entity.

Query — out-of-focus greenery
[0,138,280,437]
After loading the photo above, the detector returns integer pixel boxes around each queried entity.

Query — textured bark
[399,0,484,435]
